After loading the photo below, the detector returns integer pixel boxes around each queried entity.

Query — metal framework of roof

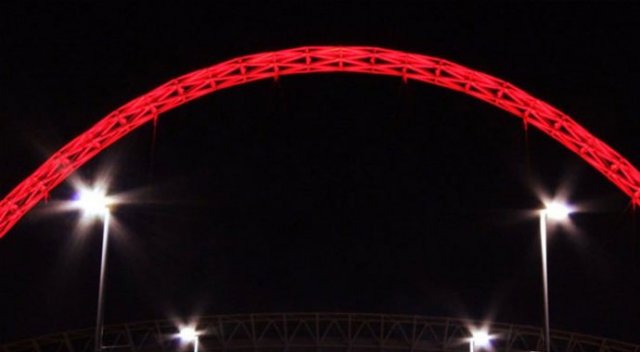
[3,313,638,352]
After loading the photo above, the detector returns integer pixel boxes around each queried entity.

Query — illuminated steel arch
[0,46,639,238]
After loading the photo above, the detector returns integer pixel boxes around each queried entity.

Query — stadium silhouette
[2,313,639,352]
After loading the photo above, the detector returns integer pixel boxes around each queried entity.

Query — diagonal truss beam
[0,46,638,238]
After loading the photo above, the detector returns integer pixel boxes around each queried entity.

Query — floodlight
[543,201,572,221]
[470,328,493,349]
[178,327,198,343]
[74,187,111,217]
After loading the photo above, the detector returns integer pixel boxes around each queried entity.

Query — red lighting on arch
[0,46,638,238]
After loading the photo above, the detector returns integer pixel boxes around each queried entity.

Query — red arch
[1,46,638,238]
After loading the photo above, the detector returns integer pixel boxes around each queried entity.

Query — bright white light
[470,329,492,348]
[544,201,572,221]
[178,327,198,343]
[74,187,110,217]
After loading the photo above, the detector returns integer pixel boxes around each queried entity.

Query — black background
[1,1,639,344]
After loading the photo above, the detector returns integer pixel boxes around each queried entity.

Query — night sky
[1,1,639,345]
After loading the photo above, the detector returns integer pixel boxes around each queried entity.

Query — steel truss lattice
[0,46,639,238]
[2,313,639,352]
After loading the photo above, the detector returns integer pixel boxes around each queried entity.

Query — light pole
[178,327,200,352]
[73,187,112,352]
[469,328,492,352]
[539,201,572,352]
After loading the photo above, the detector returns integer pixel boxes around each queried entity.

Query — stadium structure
[2,313,639,352]
[1,47,639,352]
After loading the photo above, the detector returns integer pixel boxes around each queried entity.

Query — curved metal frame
[2,313,638,352]
[1,46,639,238]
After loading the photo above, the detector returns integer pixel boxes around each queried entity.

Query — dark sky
[1,1,639,345]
